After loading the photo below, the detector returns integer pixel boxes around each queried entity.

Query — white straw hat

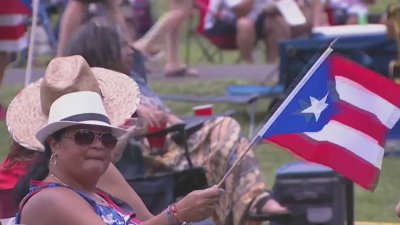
[6,55,141,151]
[35,91,127,144]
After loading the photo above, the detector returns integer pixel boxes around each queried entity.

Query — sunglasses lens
[74,130,96,146]
[101,133,118,149]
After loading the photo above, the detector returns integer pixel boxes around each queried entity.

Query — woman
[0,130,156,221]
[0,0,31,120]
[9,55,223,225]
[65,17,289,225]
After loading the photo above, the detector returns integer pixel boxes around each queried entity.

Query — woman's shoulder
[21,186,103,225]
[22,186,87,212]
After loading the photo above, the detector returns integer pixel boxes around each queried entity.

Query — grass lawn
[1,0,400,223]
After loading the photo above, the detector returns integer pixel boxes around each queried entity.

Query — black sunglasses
[63,129,118,149]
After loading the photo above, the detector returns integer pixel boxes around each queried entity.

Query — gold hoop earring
[50,153,58,166]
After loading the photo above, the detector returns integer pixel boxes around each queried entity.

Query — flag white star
[301,93,329,122]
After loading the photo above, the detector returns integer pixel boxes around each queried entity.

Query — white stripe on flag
[304,120,384,169]
[0,15,28,26]
[0,33,28,52]
[335,76,400,128]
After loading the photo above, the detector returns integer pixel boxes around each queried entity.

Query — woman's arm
[57,0,89,56]
[231,0,255,17]
[396,201,400,217]
[311,0,326,27]
[21,179,223,225]
[104,0,135,44]
[20,187,169,225]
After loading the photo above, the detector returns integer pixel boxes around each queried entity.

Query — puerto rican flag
[0,0,31,52]
[260,49,400,191]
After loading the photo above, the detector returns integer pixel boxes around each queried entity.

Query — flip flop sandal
[165,67,199,77]
[165,67,186,77]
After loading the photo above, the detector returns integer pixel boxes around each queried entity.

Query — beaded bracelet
[167,204,191,225]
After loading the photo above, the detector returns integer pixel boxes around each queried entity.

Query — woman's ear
[47,136,60,152]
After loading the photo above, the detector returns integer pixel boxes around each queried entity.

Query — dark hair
[64,17,122,68]
[3,141,39,170]
[14,129,66,204]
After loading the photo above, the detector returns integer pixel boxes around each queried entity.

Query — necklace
[48,173,108,206]
[49,173,68,186]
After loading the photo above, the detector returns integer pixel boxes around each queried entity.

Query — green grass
[2,0,400,222]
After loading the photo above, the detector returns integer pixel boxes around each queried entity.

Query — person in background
[0,0,31,120]
[56,0,132,56]
[325,0,376,25]
[133,0,199,77]
[65,16,290,225]
[9,55,223,225]
[203,0,271,63]
[262,0,326,63]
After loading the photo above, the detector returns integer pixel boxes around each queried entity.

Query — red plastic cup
[146,121,167,151]
[192,104,213,116]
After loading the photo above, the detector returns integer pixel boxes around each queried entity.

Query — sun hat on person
[35,91,128,145]
[6,55,141,151]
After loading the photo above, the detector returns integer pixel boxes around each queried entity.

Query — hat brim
[6,67,140,151]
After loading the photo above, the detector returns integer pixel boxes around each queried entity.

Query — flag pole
[217,136,262,187]
[217,39,337,188]
[25,0,40,87]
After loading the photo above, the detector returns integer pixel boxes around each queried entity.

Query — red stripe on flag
[0,25,27,40]
[266,134,379,190]
[333,102,387,146]
[0,1,31,15]
[330,55,400,107]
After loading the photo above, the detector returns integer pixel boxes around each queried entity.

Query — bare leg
[264,14,291,63]
[396,201,400,217]
[0,52,10,119]
[164,0,195,74]
[0,52,9,83]
[134,12,181,56]
[57,0,88,56]
[236,17,256,63]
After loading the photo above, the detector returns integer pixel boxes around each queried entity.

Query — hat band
[61,113,111,124]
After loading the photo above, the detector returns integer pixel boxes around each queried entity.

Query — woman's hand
[136,105,167,127]
[174,186,224,223]
[166,113,184,125]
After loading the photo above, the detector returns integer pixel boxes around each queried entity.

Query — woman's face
[116,35,135,75]
[49,125,117,179]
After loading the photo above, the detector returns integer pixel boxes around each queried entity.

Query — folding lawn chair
[185,0,238,64]
[115,120,211,214]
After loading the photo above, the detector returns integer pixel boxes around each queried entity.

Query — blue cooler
[272,161,354,225]
[279,34,396,89]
